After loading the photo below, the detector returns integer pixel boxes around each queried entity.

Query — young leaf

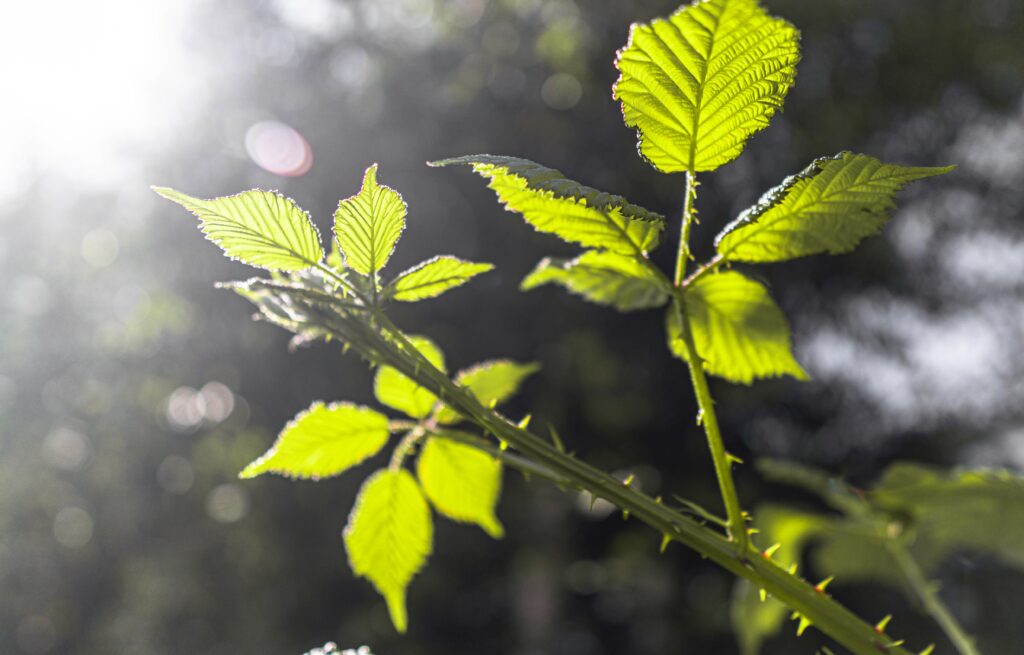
[386,256,494,302]
[416,436,504,538]
[152,187,323,271]
[613,0,801,173]
[429,155,663,255]
[240,402,390,480]
[669,272,807,384]
[344,469,432,633]
[436,360,539,424]
[521,250,671,311]
[715,152,956,263]
[334,164,407,276]
[374,336,446,419]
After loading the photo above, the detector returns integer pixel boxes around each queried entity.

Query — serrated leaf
[716,152,955,263]
[732,505,834,655]
[344,469,432,633]
[521,249,671,311]
[374,336,446,419]
[669,272,807,384]
[386,256,494,302]
[153,187,323,271]
[240,402,389,480]
[430,155,663,255]
[334,164,407,276]
[613,0,800,173]
[436,360,539,424]
[417,436,504,538]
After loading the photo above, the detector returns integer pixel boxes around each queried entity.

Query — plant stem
[884,535,982,655]
[672,172,749,552]
[301,302,914,655]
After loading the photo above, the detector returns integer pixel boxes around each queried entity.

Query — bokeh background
[2,0,1023,653]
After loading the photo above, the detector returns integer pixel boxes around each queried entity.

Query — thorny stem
[295,300,915,655]
[884,531,982,655]
[672,171,749,553]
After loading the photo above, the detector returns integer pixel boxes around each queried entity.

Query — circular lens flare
[244,120,314,177]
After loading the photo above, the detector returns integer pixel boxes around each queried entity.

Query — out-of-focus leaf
[374,336,446,419]
[417,436,504,538]
[521,250,670,311]
[436,360,539,424]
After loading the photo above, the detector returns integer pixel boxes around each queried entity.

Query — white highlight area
[0,0,200,196]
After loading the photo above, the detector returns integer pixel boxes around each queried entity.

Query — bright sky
[0,0,201,198]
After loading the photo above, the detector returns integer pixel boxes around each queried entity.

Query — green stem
[300,301,913,655]
[884,535,981,655]
[672,172,749,552]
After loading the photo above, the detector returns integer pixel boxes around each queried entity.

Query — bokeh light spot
[53,506,94,549]
[81,228,120,268]
[244,120,314,177]
[42,426,90,471]
[157,455,195,495]
[541,73,583,110]
[206,484,250,523]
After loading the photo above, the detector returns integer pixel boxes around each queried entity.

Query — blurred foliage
[1,0,1023,654]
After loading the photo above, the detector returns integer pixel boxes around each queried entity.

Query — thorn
[875,615,892,634]
[814,576,834,594]
[726,452,745,465]
[791,610,800,620]
[660,534,671,553]
[888,641,905,648]
[621,509,630,520]
[797,616,812,636]
[499,440,509,452]
[787,563,798,575]
[654,495,663,504]
[623,473,636,487]
[919,645,935,655]
[758,588,767,602]
[517,414,532,429]
[696,409,704,426]
[762,543,781,559]
[747,527,760,535]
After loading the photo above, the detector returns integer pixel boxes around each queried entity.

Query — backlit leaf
[521,250,671,311]
[153,187,323,271]
[334,164,407,276]
[716,152,955,263]
[386,256,494,302]
[344,469,432,633]
[240,402,389,480]
[669,272,807,384]
[417,436,504,538]
[613,0,800,173]
[374,336,446,419]
[436,360,539,424]
[430,155,663,255]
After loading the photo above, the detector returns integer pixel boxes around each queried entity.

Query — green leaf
[344,469,432,633]
[613,0,801,173]
[716,152,955,263]
[521,250,671,312]
[334,164,407,276]
[152,187,323,271]
[417,436,504,538]
[386,256,494,302]
[429,155,663,255]
[374,336,446,419]
[732,505,834,655]
[240,402,390,480]
[436,360,539,424]
[669,271,807,384]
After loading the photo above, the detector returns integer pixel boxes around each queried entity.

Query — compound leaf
[613,0,800,173]
[430,155,663,255]
[417,436,504,538]
[334,164,407,276]
[153,187,323,271]
[386,256,494,302]
[716,152,955,263]
[669,271,807,384]
[436,360,539,424]
[240,402,389,480]
[521,250,671,311]
[344,469,432,633]
[374,336,446,419]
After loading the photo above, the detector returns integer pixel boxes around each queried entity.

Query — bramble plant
[153,0,1024,653]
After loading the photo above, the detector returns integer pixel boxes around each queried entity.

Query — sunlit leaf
[716,153,955,263]
[669,272,807,384]
[153,187,323,271]
[240,402,389,480]
[374,336,446,419]
[386,256,494,302]
[417,436,504,538]
[334,164,407,276]
[521,250,671,311]
[344,469,432,633]
[436,360,539,424]
[430,155,663,255]
[613,0,800,173]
